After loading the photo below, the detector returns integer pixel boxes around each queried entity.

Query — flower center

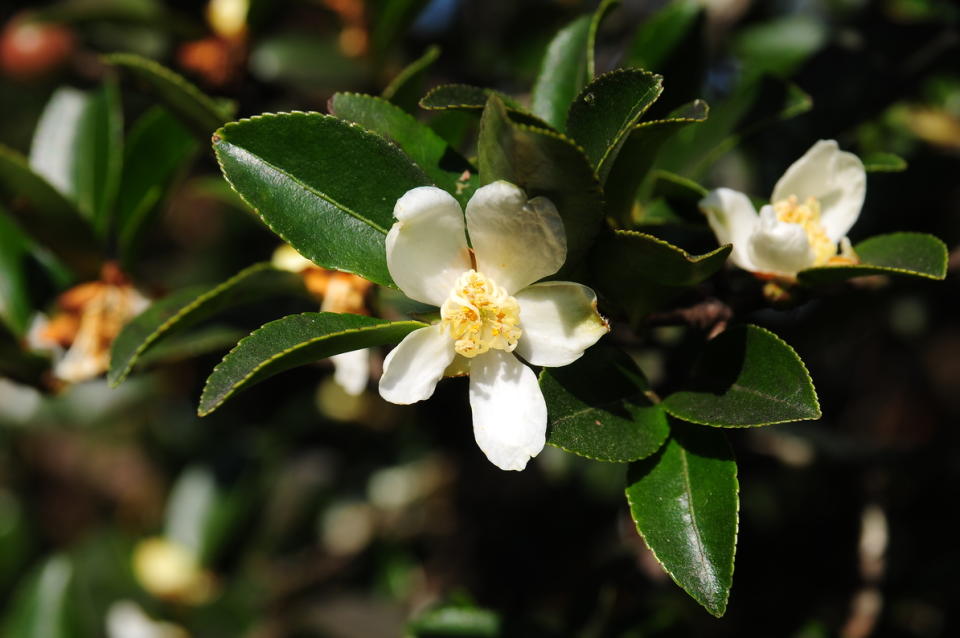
[771,195,837,266]
[440,270,522,358]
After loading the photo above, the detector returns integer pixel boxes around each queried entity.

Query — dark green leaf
[329,92,477,204]
[586,0,620,78]
[408,605,500,637]
[540,346,669,462]
[370,0,431,58]
[134,324,244,369]
[662,325,821,427]
[626,0,702,71]
[0,210,34,336]
[798,232,948,284]
[116,106,198,266]
[566,69,663,181]
[0,144,101,279]
[862,151,908,173]
[213,112,432,287]
[603,100,708,220]
[1,555,76,638]
[478,95,603,275]
[109,262,307,387]
[591,230,730,323]
[530,15,591,130]
[382,45,441,114]
[625,422,737,617]
[420,84,552,128]
[105,52,234,137]
[199,313,425,416]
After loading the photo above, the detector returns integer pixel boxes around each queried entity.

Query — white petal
[379,324,455,404]
[747,205,814,275]
[465,181,566,294]
[699,188,760,271]
[468,350,547,471]
[514,282,608,367]
[771,140,866,242]
[332,349,369,396]
[386,187,471,306]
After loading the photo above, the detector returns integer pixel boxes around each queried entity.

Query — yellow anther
[772,195,837,266]
[440,270,522,358]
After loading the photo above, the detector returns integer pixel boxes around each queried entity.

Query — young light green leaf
[116,106,198,266]
[105,53,235,137]
[602,100,708,220]
[329,92,477,204]
[0,210,34,336]
[862,151,908,173]
[798,232,948,284]
[539,346,669,462]
[199,313,426,416]
[382,44,441,113]
[109,263,307,387]
[591,230,730,323]
[530,15,591,130]
[213,112,432,287]
[565,69,664,181]
[0,144,101,279]
[478,95,603,275]
[625,422,738,617]
[662,325,821,427]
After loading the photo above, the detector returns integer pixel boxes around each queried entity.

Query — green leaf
[134,324,244,369]
[540,346,669,462]
[109,263,307,387]
[733,15,827,79]
[478,95,603,275]
[382,45,441,114]
[0,144,101,279]
[627,0,702,71]
[105,52,235,137]
[625,422,737,617]
[420,84,552,128]
[199,313,425,416]
[29,83,124,236]
[798,232,948,284]
[213,112,432,287]
[586,0,620,79]
[329,92,477,204]
[662,325,821,427]
[862,151,908,173]
[591,230,730,323]
[116,106,198,266]
[407,604,500,637]
[1,555,76,638]
[0,210,35,336]
[565,69,664,181]
[530,15,591,130]
[370,0,431,58]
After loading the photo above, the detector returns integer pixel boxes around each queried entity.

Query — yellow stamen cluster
[440,270,522,358]
[772,195,837,266]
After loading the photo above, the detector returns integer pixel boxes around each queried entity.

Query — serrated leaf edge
[798,232,948,282]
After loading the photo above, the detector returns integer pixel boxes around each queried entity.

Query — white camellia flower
[379,181,609,471]
[699,139,866,278]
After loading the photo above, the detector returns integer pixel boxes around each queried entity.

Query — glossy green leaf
[420,84,552,128]
[566,69,663,181]
[662,325,821,427]
[862,151,908,173]
[0,210,34,336]
[586,0,620,78]
[798,232,948,284]
[627,0,701,71]
[540,346,669,462]
[213,112,432,287]
[530,15,591,130]
[407,605,500,637]
[329,92,477,204]
[105,52,234,137]
[116,106,198,265]
[382,45,441,113]
[199,313,425,416]
[603,100,708,220]
[478,95,603,274]
[1,554,75,638]
[591,230,730,323]
[109,262,307,387]
[625,422,738,617]
[0,144,101,279]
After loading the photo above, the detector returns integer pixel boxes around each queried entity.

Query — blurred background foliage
[1,0,959,636]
